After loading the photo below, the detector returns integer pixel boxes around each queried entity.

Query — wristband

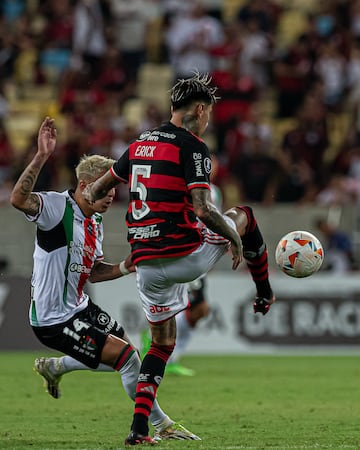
[119,260,130,276]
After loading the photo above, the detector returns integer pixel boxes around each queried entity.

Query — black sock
[237,206,273,299]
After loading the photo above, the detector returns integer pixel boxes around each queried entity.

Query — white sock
[60,356,114,373]
[169,311,194,364]
[118,351,171,429]
[51,353,171,429]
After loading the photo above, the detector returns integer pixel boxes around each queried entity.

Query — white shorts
[136,216,235,323]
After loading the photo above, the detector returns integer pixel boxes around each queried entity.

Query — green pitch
[1,352,360,449]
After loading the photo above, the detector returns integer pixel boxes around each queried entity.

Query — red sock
[237,206,272,299]
[131,342,174,435]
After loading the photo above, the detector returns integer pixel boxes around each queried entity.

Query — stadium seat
[5,113,40,153]
[275,9,308,47]
[136,63,173,113]
[270,117,297,154]
[145,16,165,63]
[122,98,146,129]
[222,0,246,22]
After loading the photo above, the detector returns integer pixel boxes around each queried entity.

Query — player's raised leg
[225,206,275,315]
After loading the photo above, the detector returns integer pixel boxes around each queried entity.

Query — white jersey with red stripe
[26,190,104,327]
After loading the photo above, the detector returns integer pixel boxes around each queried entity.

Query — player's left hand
[124,253,135,273]
[230,235,243,270]
[38,117,57,156]
[253,295,275,315]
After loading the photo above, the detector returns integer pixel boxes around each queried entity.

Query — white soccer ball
[275,230,324,278]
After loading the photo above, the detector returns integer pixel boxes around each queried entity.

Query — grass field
[1,352,360,449]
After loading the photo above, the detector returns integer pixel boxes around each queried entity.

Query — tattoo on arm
[92,173,117,201]
[192,188,238,243]
[12,164,43,215]
[94,262,113,276]
[20,169,37,196]
[90,261,118,282]
[23,194,41,216]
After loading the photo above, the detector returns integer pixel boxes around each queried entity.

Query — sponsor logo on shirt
[69,241,85,256]
[129,225,160,239]
[193,152,204,176]
[70,263,92,274]
[204,157,212,174]
[69,242,95,259]
[138,130,176,142]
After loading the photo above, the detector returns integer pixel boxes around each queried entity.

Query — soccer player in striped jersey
[141,155,224,376]
[85,73,275,445]
[10,117,200,444]
[166,160,224,376]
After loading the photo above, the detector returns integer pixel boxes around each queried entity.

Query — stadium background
[0,0,360,353]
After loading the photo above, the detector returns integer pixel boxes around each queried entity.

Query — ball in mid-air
[275,230,324,278]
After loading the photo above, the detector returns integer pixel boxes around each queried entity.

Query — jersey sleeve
[25,191,66,230]
[111,150,129,183]
[180,135,211,191]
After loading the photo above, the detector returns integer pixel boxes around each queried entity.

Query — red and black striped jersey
[111,122,212,264]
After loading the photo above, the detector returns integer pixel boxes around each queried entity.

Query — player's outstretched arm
[83,170,118,204]
[10,117,57,216]
[89,254,135,283]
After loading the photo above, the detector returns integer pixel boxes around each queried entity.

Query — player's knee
[224,206,250,236]
[102,337,136,370]
[187,302,210,324]
[150,318,176,346]
[198,301,210,318]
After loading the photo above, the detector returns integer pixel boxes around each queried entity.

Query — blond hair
[75,155,115,181]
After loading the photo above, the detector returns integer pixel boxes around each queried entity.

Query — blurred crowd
[2,0,360,207]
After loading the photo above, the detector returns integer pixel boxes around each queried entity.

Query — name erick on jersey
[26,191,104,327]
[111,121,212,264]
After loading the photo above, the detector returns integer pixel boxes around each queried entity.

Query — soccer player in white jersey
[10,117,200,443]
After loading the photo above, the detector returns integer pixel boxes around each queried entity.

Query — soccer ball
[275,230,324,278]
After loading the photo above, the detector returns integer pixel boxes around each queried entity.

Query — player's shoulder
[138,122,208,153]
[170,126,208,153]
[37,190,67,202]
[134,122,176,145]
[41,191,76,216]
[32,191,68,227]
[159,122,204,144]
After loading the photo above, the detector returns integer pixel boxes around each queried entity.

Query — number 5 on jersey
[131,164,151,220]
